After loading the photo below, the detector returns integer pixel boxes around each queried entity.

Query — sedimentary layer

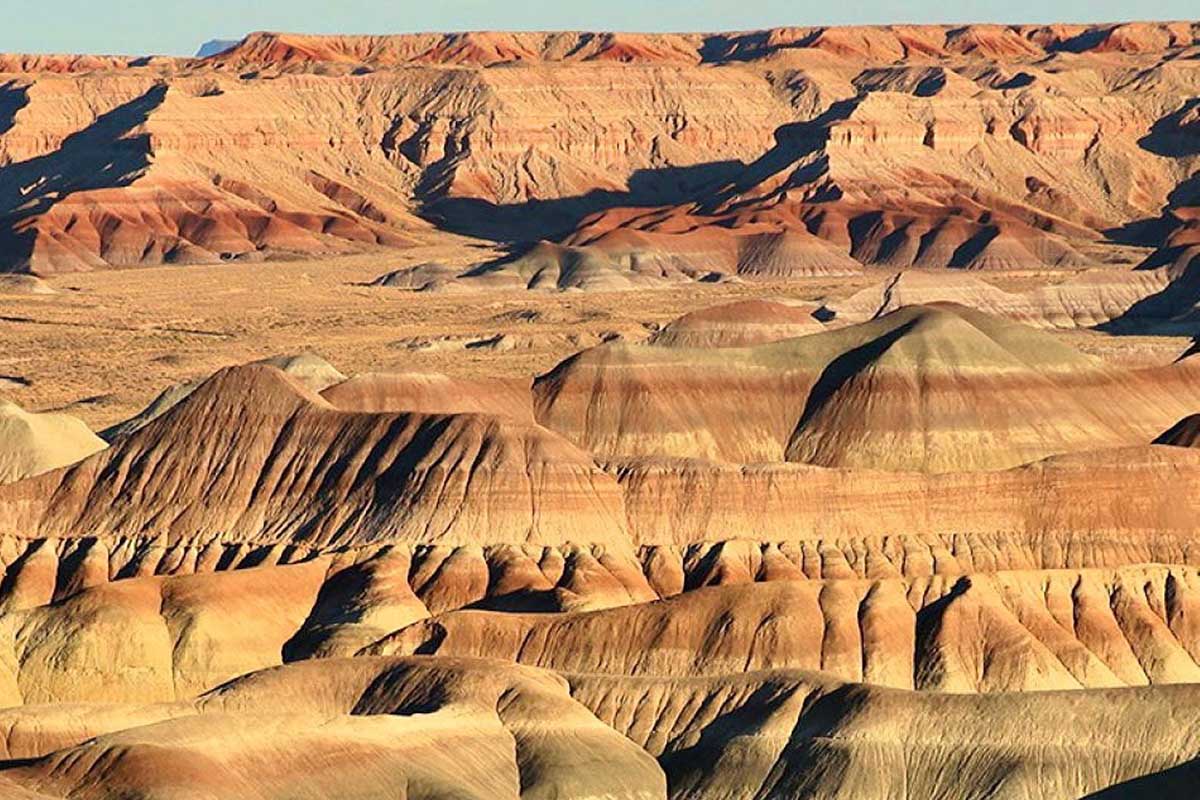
[2,23,1197,279]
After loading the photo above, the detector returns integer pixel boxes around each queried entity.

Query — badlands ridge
[1,20,1200,800]
[1,296,1200,796]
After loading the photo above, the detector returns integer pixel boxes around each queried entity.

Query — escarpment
[2,22,1198,281]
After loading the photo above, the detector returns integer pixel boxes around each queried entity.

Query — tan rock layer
[371,565,1200,693]
[1,654,1197,799]
[10,536,1200,702]
[4,445,1200,614]
[569,670,1200,799]
[534,305,1200,470]
[0,656,666,800]
[3,655,1200,799]
[0,364,628,548]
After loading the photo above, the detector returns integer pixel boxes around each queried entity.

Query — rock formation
[4,21,1200,800]
[535,303,1200,470]
[648,298,825,347]
[0,311,1196,795]
[1,23,1197,281]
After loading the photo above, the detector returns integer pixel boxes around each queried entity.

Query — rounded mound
[0,275,56,295]
[0,401,106,484]
[649,299,825,347]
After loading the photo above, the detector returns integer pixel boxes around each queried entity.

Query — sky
[1,0,1193,56]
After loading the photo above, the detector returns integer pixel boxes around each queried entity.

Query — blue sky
[2,0,1192,56]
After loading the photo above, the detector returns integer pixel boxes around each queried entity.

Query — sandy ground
[0,240,1189,430]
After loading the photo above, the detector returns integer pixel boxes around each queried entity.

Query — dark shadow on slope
[693,98,861,215]
[1153,413,1200,444]
[1176,337,1200,362]
[1096,249,1200,335]
[0,83,167,272]
[1104,172,1198,257]
[421,160,746,242]
[1097,99,1200,333]
[697,30,778,63]
[696,28,837,64]
[995,71,1035,89]
[948,226,1001,268]
[1106,172,1197,251]
[0,540,55,600]
[911,576,972,687]
[1164,172,1200,210]
[418,98,863,244]
[282,559,379,661]
[786,316,918,449]
[0,81,30,138]
[660,680,837,794]
[1099,176,1200,335]
[1044,26,1113,54]
[1084,758,1200,798]
[1105,100,1200,248]
[1139,99,1200,158]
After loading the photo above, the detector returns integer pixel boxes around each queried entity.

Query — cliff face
[1,23,1198,275]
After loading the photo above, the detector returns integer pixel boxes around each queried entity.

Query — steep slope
[782,304,1134,471]
[0,363,628,547]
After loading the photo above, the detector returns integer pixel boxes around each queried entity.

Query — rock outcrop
[4,27,1200,789]
[0,364,628,547]
[648,298,825,347]
[0,656,666,800]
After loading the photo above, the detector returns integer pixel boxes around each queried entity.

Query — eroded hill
[0,23,1198,280]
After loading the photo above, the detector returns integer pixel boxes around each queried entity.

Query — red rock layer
[2,23,1198,274]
